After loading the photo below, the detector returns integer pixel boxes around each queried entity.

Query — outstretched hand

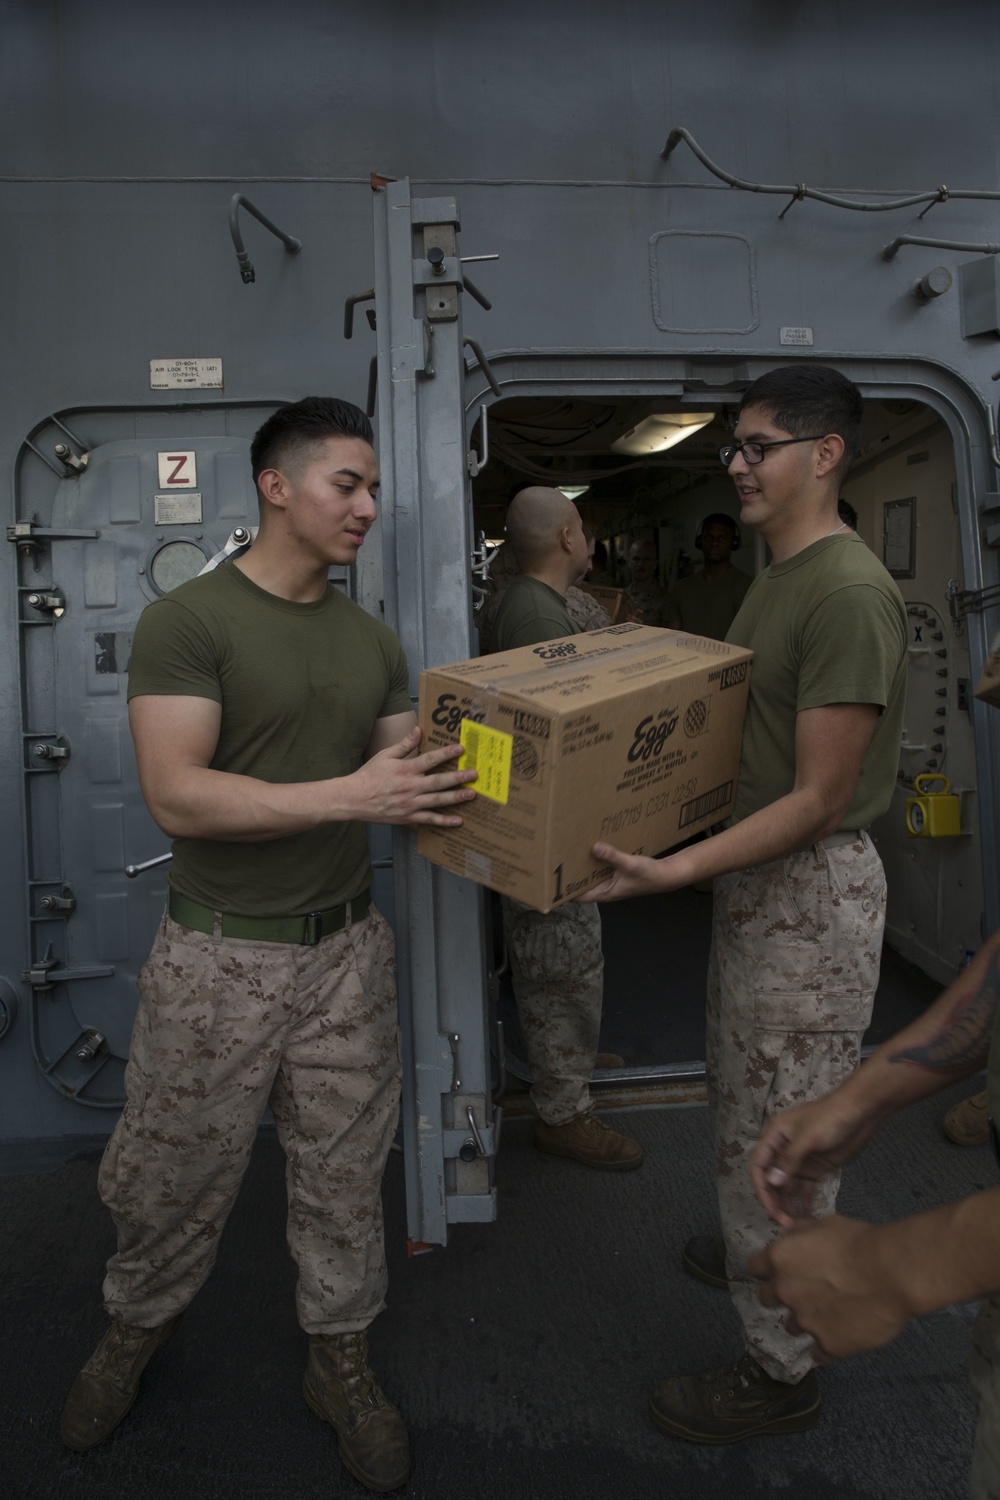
[750,1215,912,1361]
[750,1096,879,1228]
[355,725,477,827]
[576,842,671,903]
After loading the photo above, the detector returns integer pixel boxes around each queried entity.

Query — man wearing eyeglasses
[582,364,907,1443]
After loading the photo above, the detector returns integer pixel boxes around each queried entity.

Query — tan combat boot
[303,1330,411,1493]
[534,1110,644,1170]
[60,1313,182,1451]
[943,1089,990,1146]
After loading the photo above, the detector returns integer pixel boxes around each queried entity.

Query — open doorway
[470,393,985,1079]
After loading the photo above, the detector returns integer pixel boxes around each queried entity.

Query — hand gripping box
[417,624,752,912]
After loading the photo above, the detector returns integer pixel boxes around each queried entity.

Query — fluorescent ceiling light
[556,485,590,500]
[610,412,714,456]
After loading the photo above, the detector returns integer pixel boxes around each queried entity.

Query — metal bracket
[228,194,302,284]
[75,1028,108,1063]
[54,442,89,473]
[24,962,114,987]
[344,288,376,339]
[948,577,1000,624]
[38,885,76,915]
[7,520,99,556]
[28,735,71,767]
[125,851,172,878]
[447,1032,462,1093]
[25,587,66,617]
[464,1103,486,1156]
[470,528,500,607]
[22,946,59,992]
[467,403,490,479]
[445,1095,497,1160]
[463,340,501,398]
[988,402,1000,471]
[199,527,256,575]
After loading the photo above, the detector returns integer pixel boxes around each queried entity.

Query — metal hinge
[947,577,1000,625]
[21,946,114,991]
[8,520,99,565]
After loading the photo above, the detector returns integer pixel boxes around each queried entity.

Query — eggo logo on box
[431,693,486,734]
[533,641,578,661]
[627,712,678,762]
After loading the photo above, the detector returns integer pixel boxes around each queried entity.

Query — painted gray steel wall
[4,0,1000,1141]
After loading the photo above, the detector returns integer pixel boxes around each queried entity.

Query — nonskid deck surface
[3,1082,990,1500]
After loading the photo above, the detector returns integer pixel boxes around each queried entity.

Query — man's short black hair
[738,364,863,478]
[699,512,739,538]
[250,397,374,483]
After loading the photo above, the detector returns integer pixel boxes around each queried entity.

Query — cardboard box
[576,582,628,624]
[975,632,1000,710]
[417,624,752,911]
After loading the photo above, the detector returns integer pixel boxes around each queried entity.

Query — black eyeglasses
[719,435,826,467]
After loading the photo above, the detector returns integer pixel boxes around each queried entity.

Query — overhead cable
[661,127,1000,218]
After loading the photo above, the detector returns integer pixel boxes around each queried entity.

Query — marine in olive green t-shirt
[127,563,412,915]
[491,573,578,652]
[726,531,907,829]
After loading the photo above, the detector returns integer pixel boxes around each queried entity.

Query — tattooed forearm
[889,948,1000,1074]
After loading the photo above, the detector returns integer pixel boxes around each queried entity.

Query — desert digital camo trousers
[100,906,400,1336]
[971,1294,1000,1500]
[706,832,886,1383]
[500,896,603,1125]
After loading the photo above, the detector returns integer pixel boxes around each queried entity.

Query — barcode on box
[679,781,734,828]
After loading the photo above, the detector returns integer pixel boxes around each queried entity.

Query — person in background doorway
[624,536,678,628]
[588,537,617,588]
[750,929,1000,1500]
[59,397,477,1494]
[837,497,858,530]
[580,365,907,1443]
[669,513,751,641]
[491,487,643,1171]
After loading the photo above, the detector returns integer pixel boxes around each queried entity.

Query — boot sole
[303,1379,411,1493]
[649,1392,821,1444]
[61,1388,142,1453]
[533,1137,644,1171]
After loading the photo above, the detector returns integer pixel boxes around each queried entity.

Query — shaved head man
[503,487,591,602]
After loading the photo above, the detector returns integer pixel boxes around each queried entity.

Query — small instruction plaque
[779,327,814,346]
[154,493,203,526]
[150,358,223,390]
[459,719,512,805]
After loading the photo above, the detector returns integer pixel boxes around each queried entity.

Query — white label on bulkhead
[150,357,223,389]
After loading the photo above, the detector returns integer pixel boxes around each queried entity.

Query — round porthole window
[148,539,208,595]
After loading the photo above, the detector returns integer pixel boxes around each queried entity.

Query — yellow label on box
[459,719,512,805]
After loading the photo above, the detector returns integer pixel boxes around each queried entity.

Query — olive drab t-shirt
[670,566,752,642]
[491,574,579,653]
[127,563,412,915]
[725,532,907,830]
